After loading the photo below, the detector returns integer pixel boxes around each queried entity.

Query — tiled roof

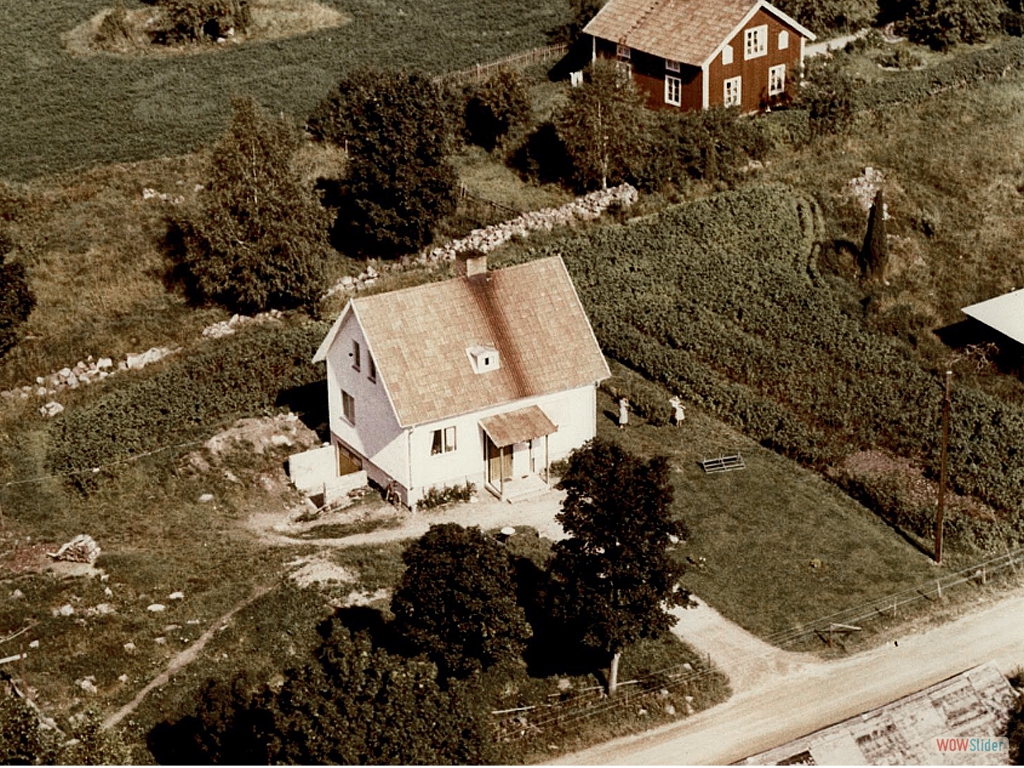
[480,405,558,448]
[342,257,609,427]
[583,0,813,66]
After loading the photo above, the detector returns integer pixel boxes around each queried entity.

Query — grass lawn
[596,387,943,650]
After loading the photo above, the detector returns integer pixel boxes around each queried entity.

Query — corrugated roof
[480,405,558,448]
[336,256,610,427]
[583,0,814,66]
[962,288,1024,346]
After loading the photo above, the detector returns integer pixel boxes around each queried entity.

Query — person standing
[618,397,629,429]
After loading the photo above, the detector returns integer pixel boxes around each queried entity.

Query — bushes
[417,482,476,510]
[0,229,34,358]
[856,36,1024,109]
[506,185,1024,524]
[47,321,328,493]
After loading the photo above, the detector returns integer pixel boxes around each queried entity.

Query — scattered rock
[147,603,166,613]
[169,591,185,601]
[28,640,39,649]
[55,604,75,617]
[270,434,293,448]
[198,493,214,504]
[118,674,129,683]
[126,346,176,371]
[104,586,113,598]
[47,534,100,564]
[10,589,24,600]
[665,703,676,716]
[154,636,167,645]
[78,677,98,694]
[123,641,136,653]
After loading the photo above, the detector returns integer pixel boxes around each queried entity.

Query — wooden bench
[700,453,746,473]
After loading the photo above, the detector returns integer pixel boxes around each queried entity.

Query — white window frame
[724,76,742,107]
[616,43,631,60]
[665,58,680,72]
[351,339,360,371]
[722,43,733,66]
[778,30,789,50]
[744,25,768,59]
[342,390,356,425]
[664,75,682,106]
[768,64,786,96]
[431,426,457,455]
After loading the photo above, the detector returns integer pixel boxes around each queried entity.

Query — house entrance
[479,405,558,501]
[485,435,513,486]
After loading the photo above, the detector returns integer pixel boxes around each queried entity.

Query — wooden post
[936,579,942,600]
[544,434,550,488]
[935,369,952,565]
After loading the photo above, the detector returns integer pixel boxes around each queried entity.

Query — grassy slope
[0,0,567,181]
[595,389,941,647]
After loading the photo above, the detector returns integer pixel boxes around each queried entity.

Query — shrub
[900,0,1003,49]
[464,68,532,151]
[417,481,475,510]
[95,0,134,50]
[156,0,251,42]
[46,321,328,493]
[0,229,35,358]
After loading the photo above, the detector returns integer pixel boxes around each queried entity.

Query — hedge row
[855,37,1024,110]
[511,185,1024,518]
[47,321,329,492]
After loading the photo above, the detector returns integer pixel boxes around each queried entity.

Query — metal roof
[962,288,1024,345]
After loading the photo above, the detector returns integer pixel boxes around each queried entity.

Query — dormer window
[467,345,500,374]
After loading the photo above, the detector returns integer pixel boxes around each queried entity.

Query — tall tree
[901,0,1003,48]
[464,68,532,151]
[391,523,532,679]
[171,96,330,314]
[862,188,889,280]
[0,228,35,357]
[549,438,690,695]
[554,59,652,190]
[321,69,460,256]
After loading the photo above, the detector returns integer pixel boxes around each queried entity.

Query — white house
[311,254,611,509]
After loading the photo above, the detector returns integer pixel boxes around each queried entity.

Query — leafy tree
[171,96,330,314]
[152,623,497,765]
[554,59,652,190]
[800,58,856,137]
[771,0,874,32]
[862,188,890,279]
[549,438,690,695]
[0,228,35,357]
[464,68,532,151]
[157,0,251,42]
[320,69,460,256]
[391,523,532,679]
[0,687,130,765]
[557,0,607,42]
[900,0,1003,48]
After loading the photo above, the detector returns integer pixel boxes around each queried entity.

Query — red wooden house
[583,0,815,112]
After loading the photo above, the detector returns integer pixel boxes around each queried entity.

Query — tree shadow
[935,319,1024,377]
[508,122,570,186]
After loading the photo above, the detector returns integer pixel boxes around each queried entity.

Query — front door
[486,436,512,486]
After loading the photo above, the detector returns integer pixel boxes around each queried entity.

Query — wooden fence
[435,43,569,86]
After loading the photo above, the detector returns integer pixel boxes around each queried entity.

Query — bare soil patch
[64,0,350,58]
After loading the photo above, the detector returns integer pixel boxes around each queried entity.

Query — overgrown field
[0,0,567,180]
[496,184,1024,548]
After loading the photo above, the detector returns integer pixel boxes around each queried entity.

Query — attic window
[467,345,500,374]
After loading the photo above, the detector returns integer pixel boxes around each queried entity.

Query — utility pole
[935,369,952,565]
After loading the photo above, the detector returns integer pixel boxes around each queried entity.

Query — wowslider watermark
[935,737,1009,753]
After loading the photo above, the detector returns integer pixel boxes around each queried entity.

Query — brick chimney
[455,251,487,279]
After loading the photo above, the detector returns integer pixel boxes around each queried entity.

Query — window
[778,30,789,50]
[744,25,767,59]
[431,426,456,455]
[368,353,376,383]
[665,58,680,72]
[769,64,786,96]
[351,339,361,371]
[722,44,733,66]
[342,390,356,425]
[616,43,631,60]
[724,76,742,107]
[664,75,681,106]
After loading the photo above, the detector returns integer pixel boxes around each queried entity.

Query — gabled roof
[962,288,1024,345]
[314,256,610,427]
[583,0,815,68]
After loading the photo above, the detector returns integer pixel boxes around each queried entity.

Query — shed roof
[480,405,558,448]
[583,0,814,67]
[962,288,1024,346]
[315,256,610,427]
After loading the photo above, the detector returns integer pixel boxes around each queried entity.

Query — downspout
[592,34,596,63]
[701,62,709,109]
[407,426,414,511]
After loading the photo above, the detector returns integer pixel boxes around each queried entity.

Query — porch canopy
[479,405,557,448]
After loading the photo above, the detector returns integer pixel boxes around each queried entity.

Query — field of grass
[594,388,945,650]
[0,0,568,181]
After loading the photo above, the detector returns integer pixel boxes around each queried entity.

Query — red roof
[316,257,610,427]
[583,0,814,66]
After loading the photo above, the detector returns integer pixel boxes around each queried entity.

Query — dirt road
[561,590,1024,765]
